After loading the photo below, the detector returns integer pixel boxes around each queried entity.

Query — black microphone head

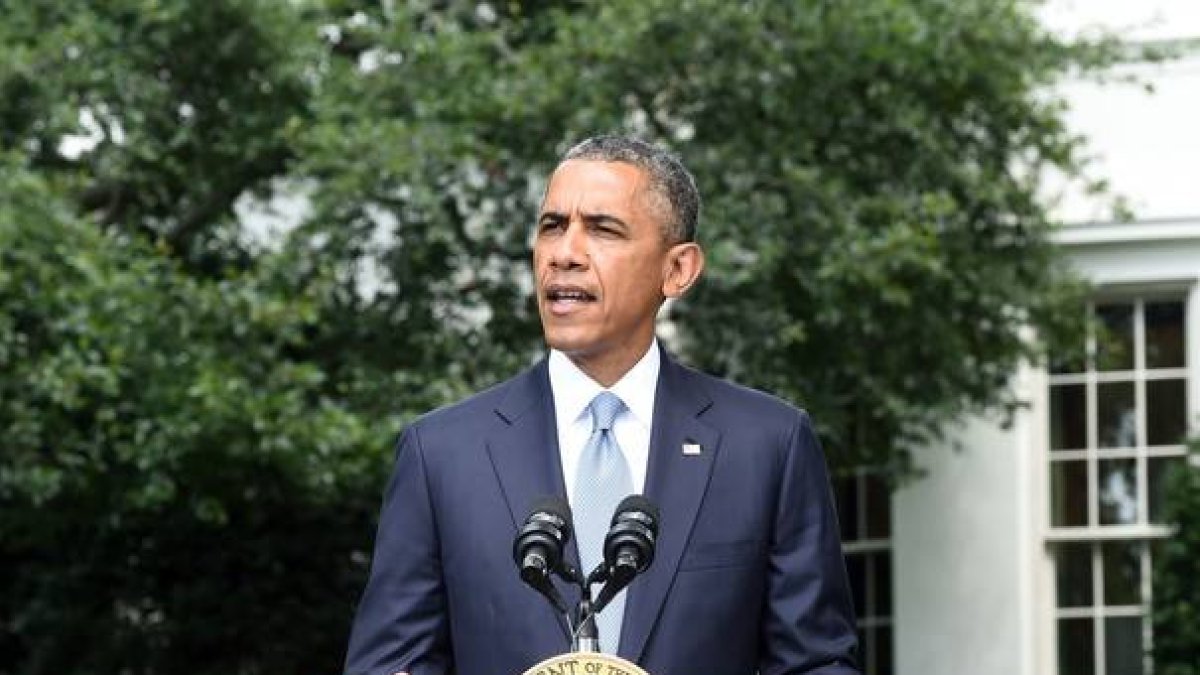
[611,494,659,533]
[603,494,659,574]
[513,495,573,571]
[512,495,573,615]
[530,495,574,541]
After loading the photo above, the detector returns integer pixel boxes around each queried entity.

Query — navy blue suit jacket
[345,349,859,675]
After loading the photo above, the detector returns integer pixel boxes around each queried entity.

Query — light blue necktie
[574,391,633,654]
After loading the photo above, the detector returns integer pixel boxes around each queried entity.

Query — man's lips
[543,283,597,314]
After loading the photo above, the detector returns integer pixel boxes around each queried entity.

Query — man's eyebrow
[580,211,629,229]
[536,210,629,230]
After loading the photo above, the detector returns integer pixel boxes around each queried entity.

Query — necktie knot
[589,391,625,432]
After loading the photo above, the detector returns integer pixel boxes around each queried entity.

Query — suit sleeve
[344,425,453,675]
[758,411,861,675]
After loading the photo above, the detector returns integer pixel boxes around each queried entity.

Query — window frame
[1045,290,1193,675]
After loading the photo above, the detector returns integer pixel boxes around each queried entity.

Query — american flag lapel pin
[682,442,702,456]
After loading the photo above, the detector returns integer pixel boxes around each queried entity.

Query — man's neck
[561,338,657,388]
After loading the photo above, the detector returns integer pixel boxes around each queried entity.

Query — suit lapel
[485,360,578,639]
[620,351,721,662]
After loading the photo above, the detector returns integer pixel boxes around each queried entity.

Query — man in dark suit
[345,136,860,675]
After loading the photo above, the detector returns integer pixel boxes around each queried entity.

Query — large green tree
[1,0,1130,671]
[1,3,389,672]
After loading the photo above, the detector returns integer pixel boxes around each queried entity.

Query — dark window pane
[1098,381,1136,448]
[1145,301,1185,368]
[1102,541,1142,606]
[1099,459,1138,525]
[1058,618,1096,675]
[1055,543,1094,607]
[864,474,890,539]
[835,476,859,542]
[876,624,893,675]
[1052,461,1089,527]
[1051,384,1088,451]
[1104,617,1144,675]
[1096,303,1134,371]
[875,552,892,616]
[1149,457,1183,524]
[846,553,866,618]
[1146,379,1187,446]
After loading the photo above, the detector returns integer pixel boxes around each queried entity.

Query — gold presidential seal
[521,652,649,675]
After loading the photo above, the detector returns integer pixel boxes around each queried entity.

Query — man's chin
[542,332,596,356]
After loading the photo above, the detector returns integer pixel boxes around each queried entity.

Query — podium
[522,652,649,675]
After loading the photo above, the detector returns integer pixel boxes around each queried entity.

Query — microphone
[513,496,574,615]
[592,495,659,613]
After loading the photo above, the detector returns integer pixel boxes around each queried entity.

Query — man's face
[533,159,676,378]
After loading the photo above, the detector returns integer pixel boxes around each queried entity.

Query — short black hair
[561,135,700,243]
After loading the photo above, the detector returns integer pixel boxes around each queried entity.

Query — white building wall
[893,368,1047,675]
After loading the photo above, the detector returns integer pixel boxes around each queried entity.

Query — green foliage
[0,0,1125,671]
[0,158,385,673]
[0,0,314,273]
[1152,442,1200,675]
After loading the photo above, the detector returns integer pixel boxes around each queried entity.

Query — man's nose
[549,221,588,269]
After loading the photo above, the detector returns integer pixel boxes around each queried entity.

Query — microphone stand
[573,596,599,652]
[572,562,613,652]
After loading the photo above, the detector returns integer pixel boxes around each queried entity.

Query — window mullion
[1093,542,1106,675]
[1135,300,1149,527]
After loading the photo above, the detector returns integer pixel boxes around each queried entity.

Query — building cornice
[1053,216,1200,246]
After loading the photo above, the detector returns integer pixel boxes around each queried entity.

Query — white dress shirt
[548,339,660,502]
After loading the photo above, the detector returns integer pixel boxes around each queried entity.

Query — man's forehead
[540,159,648,212]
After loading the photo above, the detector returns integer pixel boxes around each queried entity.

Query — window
[836,469,893,675]
[1047,297,1190,675]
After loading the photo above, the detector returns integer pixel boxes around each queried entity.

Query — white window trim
[1041,285,1198,675]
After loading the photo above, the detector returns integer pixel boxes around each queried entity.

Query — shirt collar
[548,338,661,430]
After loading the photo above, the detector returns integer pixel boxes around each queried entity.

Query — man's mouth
[544,284,597,310]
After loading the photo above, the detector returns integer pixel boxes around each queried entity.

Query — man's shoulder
[670,358,810,427]
[406,359,545,435]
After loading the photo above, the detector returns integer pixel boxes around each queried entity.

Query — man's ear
[662,242,705,299]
